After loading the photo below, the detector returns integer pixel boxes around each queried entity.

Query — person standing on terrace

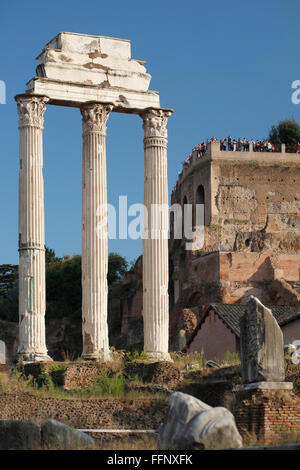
[227,136,232,151]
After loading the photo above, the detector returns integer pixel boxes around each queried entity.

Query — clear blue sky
[0,0,299,265]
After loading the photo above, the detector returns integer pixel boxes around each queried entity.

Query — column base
[233,381,293,392]
[81,350,110,362]
[16,352,53,364]
[145,351,173,362]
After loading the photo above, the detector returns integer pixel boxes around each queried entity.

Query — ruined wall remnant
[240,296,285,383]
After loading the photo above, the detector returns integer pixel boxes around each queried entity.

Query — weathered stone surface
[184,407,243,450]
[81,102,112,361]
[0,396,167,431]
[0,420,41,450]
[158,391,242,450]
[234,381,293,391]
[240,296,285,383]
[125,361,182,388]
[35,32,151,91]
[26,32,161,110]
[142,109,173,360]
[15,95,52,363]
[0,340,5,364]
[0,320,18,365]
[41,419,95,449]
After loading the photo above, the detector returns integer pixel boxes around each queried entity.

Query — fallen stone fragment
[158,391,242,450]
[41,419,95,450]
[0,420,41,450]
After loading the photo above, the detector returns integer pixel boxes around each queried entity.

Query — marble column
[16,94,52,362]
[81,102,113,360]
[141,108,173,361]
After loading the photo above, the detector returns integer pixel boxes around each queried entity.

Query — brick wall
[234,389,300,442]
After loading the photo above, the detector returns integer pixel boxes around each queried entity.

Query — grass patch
[171,350,207,370]
[96,435,158,450]
[86,371,125,398]
[171,350,240,370]
[220,351,240,366]
[242,429,300,448]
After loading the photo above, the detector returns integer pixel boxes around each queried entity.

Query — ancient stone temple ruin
[15,32,173,362]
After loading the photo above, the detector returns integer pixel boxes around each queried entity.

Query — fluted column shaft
[141,108,173,361]
[16,94,52,362]
[81,102,113,360]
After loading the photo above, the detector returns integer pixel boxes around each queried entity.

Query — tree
[45,246,60,265]
[268,118,300,153]
[0,250,130,322]
[107,252,128,285]
[0,264,18,297]
[0,264,18,322]
[46,254,82,319]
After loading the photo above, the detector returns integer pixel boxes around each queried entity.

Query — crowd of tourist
[182,136,279,166]
[181,137,300,168]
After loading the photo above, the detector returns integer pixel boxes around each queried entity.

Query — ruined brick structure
[169,141,300,347]
[234,389,300,442]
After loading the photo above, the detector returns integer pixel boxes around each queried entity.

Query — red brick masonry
[234,389,300,442]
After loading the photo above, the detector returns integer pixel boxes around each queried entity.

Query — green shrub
[50,364,67,387]
[126,350,149,362]
[35,372,54,390]
[90,371,125,398]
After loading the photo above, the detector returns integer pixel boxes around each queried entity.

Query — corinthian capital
[81,102,114,135]
[16,95,49,129]
[142,108,173,139]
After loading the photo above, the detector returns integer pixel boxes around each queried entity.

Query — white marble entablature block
[25,32,162,112]
[30,32,155,101]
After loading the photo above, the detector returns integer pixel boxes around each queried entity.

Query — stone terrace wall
[0,394,167,430]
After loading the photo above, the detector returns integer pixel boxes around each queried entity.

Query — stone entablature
[26,32,161,111]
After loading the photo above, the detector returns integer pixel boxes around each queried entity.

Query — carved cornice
[81,102,114,135]
[16,95,49,129]
[141,108,173,139]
